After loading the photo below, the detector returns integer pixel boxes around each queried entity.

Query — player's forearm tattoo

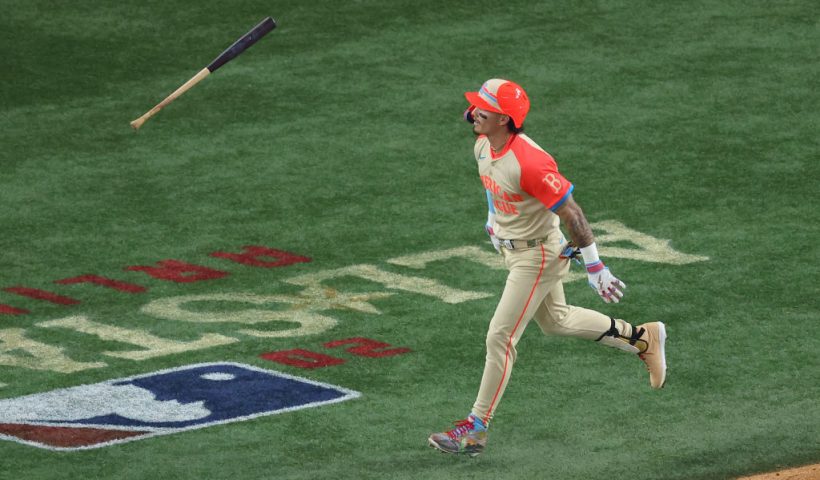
[557,197,595,248]
[565,214,595,247]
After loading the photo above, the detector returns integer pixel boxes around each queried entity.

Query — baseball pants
[472,231,634,423]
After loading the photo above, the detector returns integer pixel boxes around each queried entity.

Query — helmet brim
[464,92,504,114]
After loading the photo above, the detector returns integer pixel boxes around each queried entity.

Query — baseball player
[428,79,667,457]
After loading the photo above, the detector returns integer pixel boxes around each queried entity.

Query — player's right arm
[485,190,500,252]
[474,136,500,252]
[555,195,626,303]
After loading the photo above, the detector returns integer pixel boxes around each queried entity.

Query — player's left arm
[518,151,625,303]
[554,195,595,248]
[555,195,626,303]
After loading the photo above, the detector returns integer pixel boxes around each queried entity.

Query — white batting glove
[485,223,501,253]
[586,261,626,303]
[580,242,625,303]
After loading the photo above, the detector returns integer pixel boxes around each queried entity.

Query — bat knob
[130,118,145,131]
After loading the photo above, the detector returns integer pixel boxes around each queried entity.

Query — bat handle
[130,68,211,130]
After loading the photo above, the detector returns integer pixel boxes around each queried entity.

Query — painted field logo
[0,362,359,451]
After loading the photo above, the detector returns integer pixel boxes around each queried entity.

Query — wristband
[580,243,604,272]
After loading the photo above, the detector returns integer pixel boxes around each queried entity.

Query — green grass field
[1,1,818,479]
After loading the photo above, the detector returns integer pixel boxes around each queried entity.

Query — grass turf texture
[1,0,818,479]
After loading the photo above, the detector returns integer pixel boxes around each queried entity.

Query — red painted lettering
[260,349,346,369]
[210,246,311,268]
[323,337,411,358]
[3,287,80,305]
[0,304,29,315]
[125,260,228,283]
[56,275,147,293]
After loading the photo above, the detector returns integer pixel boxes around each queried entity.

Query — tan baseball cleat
[635,322,667,388]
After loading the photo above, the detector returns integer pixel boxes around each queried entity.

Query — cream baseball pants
[472,231,633,423]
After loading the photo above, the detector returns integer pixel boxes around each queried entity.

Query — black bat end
[206,17,278,73]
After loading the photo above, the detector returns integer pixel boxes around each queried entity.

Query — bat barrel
[130,17,276,130]
[207,17,277,73]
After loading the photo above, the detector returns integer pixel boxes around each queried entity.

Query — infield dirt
[738,464,820,480]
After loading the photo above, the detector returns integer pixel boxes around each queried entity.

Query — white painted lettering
[141,293,339,338]
[38,316,238,361]
[387,246,504,270]
[0,328,106,373]
[285,264,492,304]
[592,220,709,265]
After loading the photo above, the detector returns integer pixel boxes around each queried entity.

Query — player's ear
[498,115,511,126]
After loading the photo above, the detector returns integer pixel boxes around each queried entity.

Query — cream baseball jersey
[475,133,573,241]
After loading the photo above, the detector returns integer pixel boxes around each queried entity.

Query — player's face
[472,108,509,135]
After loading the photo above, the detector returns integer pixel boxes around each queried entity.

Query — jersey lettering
[493,199,519,215]
[542,173,562,194]
[476,134,571,237]
[481,175,501,195]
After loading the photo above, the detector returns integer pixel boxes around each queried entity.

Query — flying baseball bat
[130,16,277,131]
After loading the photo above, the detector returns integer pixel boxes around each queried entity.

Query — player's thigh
[490,247,554,339]
[533,280,572,334]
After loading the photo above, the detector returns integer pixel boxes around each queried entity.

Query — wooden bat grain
[130,68,211,130]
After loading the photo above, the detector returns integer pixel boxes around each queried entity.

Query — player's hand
[586,262,626,303]
[559,241,582,265]
[485,223,501,253]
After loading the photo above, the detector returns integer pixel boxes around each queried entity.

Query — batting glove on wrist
[586,261,626,303]
[485,223,501,253]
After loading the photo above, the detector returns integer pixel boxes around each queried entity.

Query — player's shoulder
[511,134,557,169]
[473,135,490,157]
[512,134,549,156]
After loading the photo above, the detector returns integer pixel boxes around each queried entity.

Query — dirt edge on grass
[737,463,819,480]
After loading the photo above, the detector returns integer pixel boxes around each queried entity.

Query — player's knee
[536,320,560,335]
[550,307,571,325]
[485,328,510,350]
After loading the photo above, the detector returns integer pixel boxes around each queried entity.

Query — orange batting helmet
[464,79,530,128]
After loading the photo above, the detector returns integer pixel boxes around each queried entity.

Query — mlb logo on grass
[0,362,359,451]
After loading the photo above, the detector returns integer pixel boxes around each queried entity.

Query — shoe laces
[446,418,476,440]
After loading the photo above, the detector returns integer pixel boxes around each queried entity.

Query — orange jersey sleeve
[511,137,573,211]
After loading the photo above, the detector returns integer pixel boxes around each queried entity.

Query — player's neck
[489,131,513,154]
